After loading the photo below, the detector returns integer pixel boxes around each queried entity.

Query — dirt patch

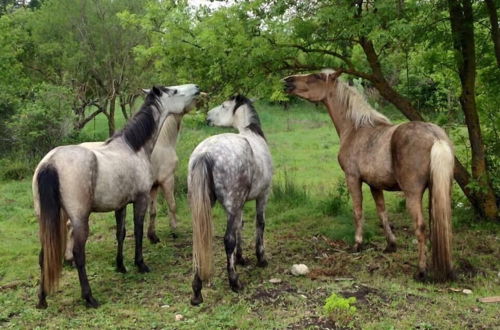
[287,315,338,329]
[339,283,390,305]
[250,282,297,305]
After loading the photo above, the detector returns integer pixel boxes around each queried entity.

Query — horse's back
[391,121,452,192]
[189,134,257,208]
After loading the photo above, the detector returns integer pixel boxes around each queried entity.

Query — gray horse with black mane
[188,94,273,305]
[33,84,199,309]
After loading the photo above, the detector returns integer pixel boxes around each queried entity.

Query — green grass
[1,101,499,328]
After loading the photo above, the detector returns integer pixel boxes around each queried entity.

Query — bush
[8,83,74,158]
[0,157,32,180]
[323,293,357,328]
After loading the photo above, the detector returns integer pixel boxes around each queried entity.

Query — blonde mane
[328,74,391,129]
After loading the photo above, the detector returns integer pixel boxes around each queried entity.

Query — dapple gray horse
[188,94,273,305]
[33,84,199,309]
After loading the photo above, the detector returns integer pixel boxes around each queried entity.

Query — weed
[323,293,357,328]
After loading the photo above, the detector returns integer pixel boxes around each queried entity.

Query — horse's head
[206,94,254,128]
[283,69,342,102]
[142,84,200,118]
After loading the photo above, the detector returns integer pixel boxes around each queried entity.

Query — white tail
[189,155,215,282]
[429,140,454,280]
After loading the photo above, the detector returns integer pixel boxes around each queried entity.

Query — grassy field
[0,101,499,329]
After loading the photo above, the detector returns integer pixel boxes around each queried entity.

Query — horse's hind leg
[236,213,247,266]
[161,176,179,239]
[147,185,160,244]
[72,218,99,308]
[225,210,243,292]
[405,191,428,281]
[255,195,268,267]
[133,195,150,273]
[346,176,364,252]
[115,207,127,273]
[370,187,397,253]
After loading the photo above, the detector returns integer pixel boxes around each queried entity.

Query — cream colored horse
[284,70,454,282]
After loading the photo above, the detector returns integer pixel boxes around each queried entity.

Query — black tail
[37,165,65,293]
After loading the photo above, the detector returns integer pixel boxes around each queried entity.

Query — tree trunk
[447,0,498,221]
[119,95,129,121]
[108,94,116,137]
[484,0,500,67]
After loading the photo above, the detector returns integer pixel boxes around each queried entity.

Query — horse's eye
[313,74,323,80]
[172,89,178,95]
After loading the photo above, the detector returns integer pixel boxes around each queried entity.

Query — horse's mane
[333,80,391,129]
[231,94,266,140]
[112,91,160,151]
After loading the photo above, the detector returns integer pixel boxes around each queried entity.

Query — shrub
[320,179,350,216]
[8,83,74,158]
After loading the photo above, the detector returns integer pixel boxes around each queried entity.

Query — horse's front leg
[147,185,160,244]
[225,211,243,292]
[115,207,127,273]
[255,194,269,267]
[346,175,364,252]
[370,187,397,253]
[161,176,179,239]
[133,195,150,273]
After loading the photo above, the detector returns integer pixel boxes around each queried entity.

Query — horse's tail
[37,164,66,293]
[189,154,215,282]
[429,139,454,281]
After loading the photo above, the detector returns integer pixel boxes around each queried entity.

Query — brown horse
[284,70,454,281]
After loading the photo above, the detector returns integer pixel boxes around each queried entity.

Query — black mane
[115,90,160,151]
[231,94,266,141]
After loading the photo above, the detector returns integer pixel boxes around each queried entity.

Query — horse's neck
[156,114,182,148]
[323,97,353,140]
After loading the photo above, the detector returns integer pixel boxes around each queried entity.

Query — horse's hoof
[148,234,160,244]
[351,243,362,253]
[230,279,243,292]
[414,270,428,283]
[137,262,150,273]
[36,300,48,309]
[236,256,248,266]
[85,296,99,308]
[171,232,178,239]
[190,295,203,306]
[383,243,397,253]
[116,264,127,274]
[256,259,268,268]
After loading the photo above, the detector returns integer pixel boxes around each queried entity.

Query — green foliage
[0,157,32,181]
[320,179,350,217]
[7,83,74,157]
[323,293,357,328]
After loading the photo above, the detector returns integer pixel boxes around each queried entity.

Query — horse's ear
[142,88,150,94]
[329,69,344,82]
[152,86,162,96]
